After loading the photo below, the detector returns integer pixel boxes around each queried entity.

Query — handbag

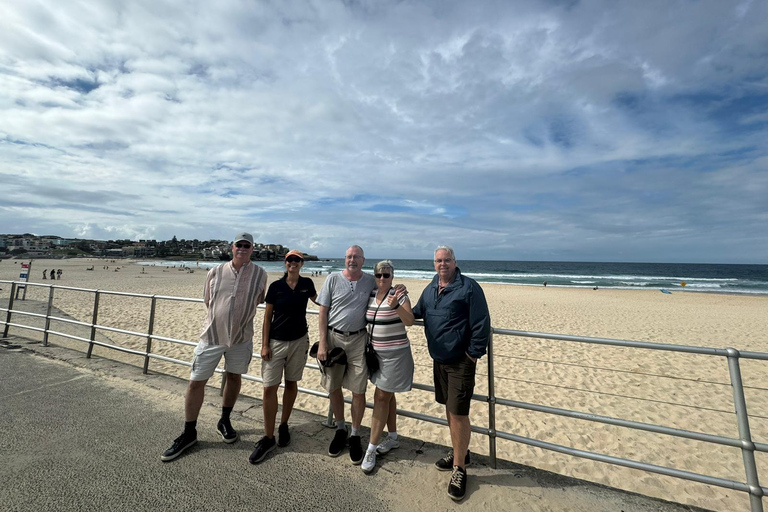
[365,294,387,377]
[365,337,379,376]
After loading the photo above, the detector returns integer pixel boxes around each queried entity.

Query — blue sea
[140,260,768,295]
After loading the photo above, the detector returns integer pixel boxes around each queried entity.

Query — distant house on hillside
[255,244,288,260]
[7,235,50,256]
[41,236,77,247]
[201,244,231,259]
[122,242,156,258]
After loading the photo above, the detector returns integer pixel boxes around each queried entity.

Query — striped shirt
[199,261,267,347]
[365,290,410,352]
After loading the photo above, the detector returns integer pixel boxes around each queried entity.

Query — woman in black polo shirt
[249,250,317,464]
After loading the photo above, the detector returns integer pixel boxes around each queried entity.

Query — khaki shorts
[320,329,368,395]
[261,334,310,388]
[189,341,253,382]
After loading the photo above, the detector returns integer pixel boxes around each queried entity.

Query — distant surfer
[543,281,547,287]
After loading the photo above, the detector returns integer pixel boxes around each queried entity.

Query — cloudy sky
[1,0,766,263]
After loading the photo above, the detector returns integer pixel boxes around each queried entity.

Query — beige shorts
[261,334,310,388]
[320,329,368,395]
[189,341,253,381]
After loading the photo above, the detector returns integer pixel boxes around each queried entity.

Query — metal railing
[1,279,764,511]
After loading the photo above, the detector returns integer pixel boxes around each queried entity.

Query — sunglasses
[235,242,252,249]
[374,273,391,279]
[285,256,303,263]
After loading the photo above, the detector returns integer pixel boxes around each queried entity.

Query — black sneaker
[217,419,238,444]
[160,432,197,462]
[348,435,363,465]
[448,465,467,501]
[434,449,471,471]
[249,436,276,464]
[277,423,291,447]
[328,428,348,457]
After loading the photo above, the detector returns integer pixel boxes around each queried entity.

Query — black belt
[330,327,366,336]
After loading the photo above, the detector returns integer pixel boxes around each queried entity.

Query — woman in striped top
[361,260,415,473]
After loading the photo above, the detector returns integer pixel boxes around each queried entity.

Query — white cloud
[0,0,766,262]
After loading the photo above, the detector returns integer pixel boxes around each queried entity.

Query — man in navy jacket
[413,245,491,501]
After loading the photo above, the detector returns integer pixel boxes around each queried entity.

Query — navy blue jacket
[413,268,491,364]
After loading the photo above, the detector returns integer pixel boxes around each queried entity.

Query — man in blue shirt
[413,245,491,501]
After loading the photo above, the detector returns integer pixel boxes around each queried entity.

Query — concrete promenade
[0,339,711,512]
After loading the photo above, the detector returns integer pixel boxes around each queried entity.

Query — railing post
[321,403,335,428]
[43,285,55,346]
[726,347,764,512]
[86,291,100,358]
[3,282,16,338]
[143,296,157,374]
[487,330,497,469]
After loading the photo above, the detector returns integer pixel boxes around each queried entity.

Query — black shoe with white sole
[161,432,197,462]
[448,466,467,501]
[217,419,238,443]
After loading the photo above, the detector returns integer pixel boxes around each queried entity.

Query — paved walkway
[0,338,710,512]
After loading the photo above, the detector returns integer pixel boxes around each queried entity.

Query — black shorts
[433,355,476,416]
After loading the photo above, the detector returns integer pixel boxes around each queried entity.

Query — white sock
[336,420,346,430]
[367,442,377,452]
[388,432,398,440]
[350,426,359,437]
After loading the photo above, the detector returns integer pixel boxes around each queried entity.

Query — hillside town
[0,234,318,261]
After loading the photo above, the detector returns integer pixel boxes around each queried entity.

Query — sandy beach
[2,257,768,512]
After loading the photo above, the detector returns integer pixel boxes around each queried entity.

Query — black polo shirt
[265,275,317,341]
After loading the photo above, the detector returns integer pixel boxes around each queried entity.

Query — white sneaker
[376,436,400,455]
[361,449,377,473]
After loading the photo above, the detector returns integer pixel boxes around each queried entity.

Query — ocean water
[140,260,768,295]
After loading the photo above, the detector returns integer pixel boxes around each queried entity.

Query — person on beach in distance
[249,249,317,464]
[160,232,267,462]
[361,260,414,474]
[413,245,491,501]
[316,245,377,465]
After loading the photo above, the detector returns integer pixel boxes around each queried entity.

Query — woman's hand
[261,345,272,362]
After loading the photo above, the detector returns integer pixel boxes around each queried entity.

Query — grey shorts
[261,334,310,388]
[320,329,368,395]
[370,346,414,393]
[189,341,253,381]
